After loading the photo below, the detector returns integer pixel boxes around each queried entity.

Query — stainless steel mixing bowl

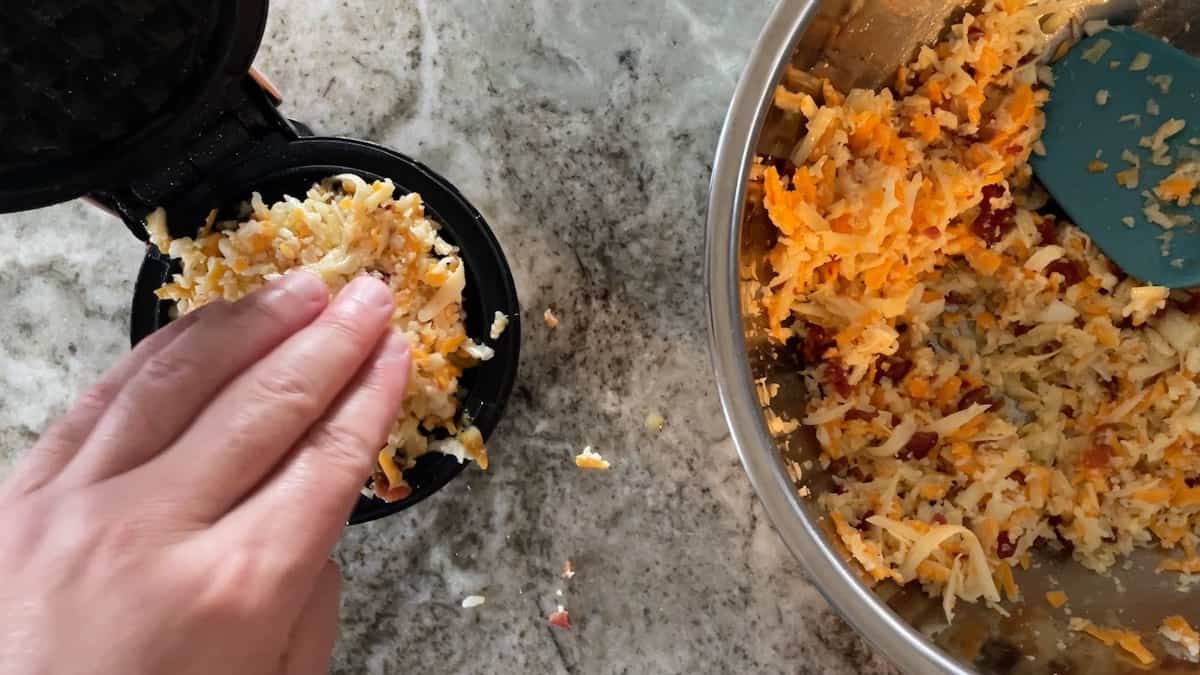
[707,1,1200,673]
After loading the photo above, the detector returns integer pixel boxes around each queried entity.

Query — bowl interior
[132,137,520,524]
[737,1,1200,673]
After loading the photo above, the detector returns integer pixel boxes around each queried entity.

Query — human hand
[0,272,410,675]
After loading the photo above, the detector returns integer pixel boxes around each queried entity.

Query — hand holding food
[0,272,410,675]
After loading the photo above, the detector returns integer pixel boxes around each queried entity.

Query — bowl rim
[704,1,974,673]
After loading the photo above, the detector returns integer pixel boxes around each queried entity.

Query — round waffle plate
[130,137,522,524]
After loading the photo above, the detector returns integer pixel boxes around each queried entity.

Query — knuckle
[75,379,121,416]
[321,310,373,345]
[197,551,278,619]
[254,368,322,419]
[307,421,379,472]
[138,351,187,383]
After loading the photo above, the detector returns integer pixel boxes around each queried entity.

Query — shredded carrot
[965,247,1003,276]
[1045,590,1068,608]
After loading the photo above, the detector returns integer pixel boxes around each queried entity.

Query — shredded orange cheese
[1045,590,1068,608]
[1070,618,1156,666]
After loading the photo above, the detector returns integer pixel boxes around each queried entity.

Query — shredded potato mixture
[147,174,492,502]
[754,0,1200,621]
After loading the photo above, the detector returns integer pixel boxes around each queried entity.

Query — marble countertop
[0,1,896,673]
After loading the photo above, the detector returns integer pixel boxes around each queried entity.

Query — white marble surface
[0,1,897,673]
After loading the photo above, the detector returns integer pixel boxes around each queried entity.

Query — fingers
[126,276,395,522]
[55,273,329,489]
[2,304,205,498]
[283,560,342,675]
[220,331,410,564]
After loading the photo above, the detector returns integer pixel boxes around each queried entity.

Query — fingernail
[259,270,327,310]
[338,276,394,310]
[277,270,328,304]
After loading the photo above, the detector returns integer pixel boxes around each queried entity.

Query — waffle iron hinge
[89,72,298,242]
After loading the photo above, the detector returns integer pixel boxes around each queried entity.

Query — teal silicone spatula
[1032,27,1200,288]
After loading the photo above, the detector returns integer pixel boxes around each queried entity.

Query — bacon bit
[967,24,984,40]
[548,607,571,629]
[932,513,948,525]
[1081,444,1113,470]
[762,155,797,179]
[1007,469,1026,485]
[875,355,913,383]
[371,471,413,503]
[1044,259,1084,287]
[1045,590,1068,608]
[923,226,941,239]
[972,184,1016,245]
[827,457,849,477]
[855,509,876,531]
[996,530,1016,559]
[958,387,995,411]
[844,408,878,422]
[803,323,834,363]
[824,362,852,398]
[1174,292,1200,314]
[901,432,940,460]
[1036,218,1058,245]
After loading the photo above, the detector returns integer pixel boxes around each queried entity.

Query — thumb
[284,559,343,675]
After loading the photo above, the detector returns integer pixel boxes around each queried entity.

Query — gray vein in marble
[0,1,898,673]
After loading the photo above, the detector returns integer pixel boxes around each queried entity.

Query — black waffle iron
[0,0,521,523]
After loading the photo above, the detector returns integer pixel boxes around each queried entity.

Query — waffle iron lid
[0,0,269,213]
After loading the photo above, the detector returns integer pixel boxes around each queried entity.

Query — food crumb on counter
[644,411,665,432]
[489,311,509,339]
[574,446,610,470]
[561,560,576,579]
[548,606,571,629]
[1160,615,1200,660]
[462,595,486,609]
[543,308,559,329]
[1129,51,1152,71]
[1094,89,1109,106]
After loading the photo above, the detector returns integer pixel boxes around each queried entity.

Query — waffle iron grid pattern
[0,0,222,166]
